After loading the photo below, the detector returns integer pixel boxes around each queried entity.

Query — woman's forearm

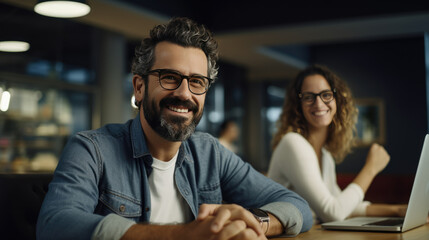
[352,164,377,194]
[366,204,407,217]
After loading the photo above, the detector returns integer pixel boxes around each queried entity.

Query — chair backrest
[0,173,53,240]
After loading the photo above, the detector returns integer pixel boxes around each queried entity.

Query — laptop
[321,134,429,232]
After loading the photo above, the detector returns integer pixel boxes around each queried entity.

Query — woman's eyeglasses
[299,89,336,105]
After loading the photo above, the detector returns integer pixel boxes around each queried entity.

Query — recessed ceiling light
[34,0,91,18]
[0,41,30,52]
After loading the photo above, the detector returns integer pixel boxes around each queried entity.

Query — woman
[267,64,406,223]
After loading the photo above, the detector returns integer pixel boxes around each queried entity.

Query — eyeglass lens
[300,90,334,104]
[157,70,209,94]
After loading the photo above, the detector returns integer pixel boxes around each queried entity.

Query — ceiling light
[34,0,91,18]
[0,41,30,52]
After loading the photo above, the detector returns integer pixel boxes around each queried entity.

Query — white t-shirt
[267,132,370,223]
[149,151,192,224]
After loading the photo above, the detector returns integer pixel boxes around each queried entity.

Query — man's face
[136,41,208,141]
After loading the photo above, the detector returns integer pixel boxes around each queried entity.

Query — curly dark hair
[131,17,219,81]
[271,64,358,163]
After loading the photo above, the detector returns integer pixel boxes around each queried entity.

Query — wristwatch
[248,208,270,233]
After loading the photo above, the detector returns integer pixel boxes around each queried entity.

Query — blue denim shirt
[37,115,312,239]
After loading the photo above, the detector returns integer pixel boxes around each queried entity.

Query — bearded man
[36,17,312,240]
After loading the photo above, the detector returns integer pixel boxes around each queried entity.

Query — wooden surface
[270,223,429,240]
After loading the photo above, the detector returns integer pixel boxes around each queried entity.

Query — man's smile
[167,105,190,113]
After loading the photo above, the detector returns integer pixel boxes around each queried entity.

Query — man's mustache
[160,97,198,113]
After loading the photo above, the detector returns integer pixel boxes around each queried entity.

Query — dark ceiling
[2,0,429,80]
[97,0,429,80]
[122,0,429,33]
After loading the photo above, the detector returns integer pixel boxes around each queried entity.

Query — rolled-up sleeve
[91,214,136,240]
[261,202,305,237]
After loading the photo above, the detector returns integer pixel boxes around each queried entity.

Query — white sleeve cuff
[91,214,136,240]
[351,201,371,217]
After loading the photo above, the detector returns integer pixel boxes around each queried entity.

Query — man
[37,17,312,240]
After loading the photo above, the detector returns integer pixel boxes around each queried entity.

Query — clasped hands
[181,204,268,240]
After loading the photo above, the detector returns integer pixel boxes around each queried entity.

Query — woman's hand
[364,143,390,176]
[353,143,391,193]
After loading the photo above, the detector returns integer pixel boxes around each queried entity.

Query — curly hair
[271,64,358,163]
[131,17,219,81]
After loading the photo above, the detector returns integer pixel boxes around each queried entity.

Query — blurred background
[0,0,428,196]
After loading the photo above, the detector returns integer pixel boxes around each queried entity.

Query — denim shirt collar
[130,113,151,159]
[129,113,188,167]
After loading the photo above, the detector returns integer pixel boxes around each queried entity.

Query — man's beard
[142,89,203,141]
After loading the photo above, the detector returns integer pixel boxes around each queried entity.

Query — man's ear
[133,74,145,103]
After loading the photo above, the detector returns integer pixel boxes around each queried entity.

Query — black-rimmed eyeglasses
[299,89,336,105]
[145,69,213,95]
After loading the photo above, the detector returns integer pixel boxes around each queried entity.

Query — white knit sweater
[267,132,370,223]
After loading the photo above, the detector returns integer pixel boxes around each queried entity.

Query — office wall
[311,35,427,175]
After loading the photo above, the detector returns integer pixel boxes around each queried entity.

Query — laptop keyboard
[365,219,404,226]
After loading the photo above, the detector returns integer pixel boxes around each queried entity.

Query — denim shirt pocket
[198,182,222,204]
[97,189,142,220]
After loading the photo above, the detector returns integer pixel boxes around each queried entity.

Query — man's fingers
[229,227,267,240]
[197,204,219,220]
[213,220,246,240]
[210,208,232,232]
[229,208,264,236]
[212,205,264,236]
[198,204,265,236]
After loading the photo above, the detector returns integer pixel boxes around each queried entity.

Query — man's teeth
[314,110,328,116]
[169,106,189,113]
